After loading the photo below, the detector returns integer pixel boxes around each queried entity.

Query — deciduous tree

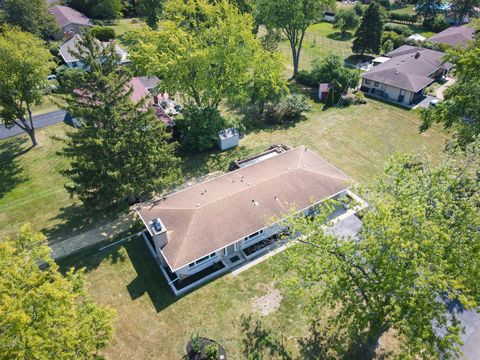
[352,2,384,57]
[276,143,480,359]
[0,27,55,147]
[334,9,360,36]
[0,225,115,359]
[421,22,480,146]
[255,0,335,79]
[450,0,480,23]
[0,0,59,39]
[61,33,180,208]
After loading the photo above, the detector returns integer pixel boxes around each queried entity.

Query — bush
[384,22,412,36]
[56,65,86,91]
[204,343,218,360]
[49,41,61,58]
[423,16,449,32]
[382,31,406,48]
[265,94,311,123]
[176,105,233,152]
[378,0,391,10]
[90,26,116,42]
[354,91,367,104]
[296,70,318,87]
[354,3,365,16]
[388,12,418,23]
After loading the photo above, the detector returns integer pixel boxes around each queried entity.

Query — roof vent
[252,199,259,206]
[415,52,420,59]
[247,182,251,186]
[152,218,163,233]
[196,203,200,207]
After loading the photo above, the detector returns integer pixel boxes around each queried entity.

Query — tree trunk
[291,45,299,80]
[26,128,38,147]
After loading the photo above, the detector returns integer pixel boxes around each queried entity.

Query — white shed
[218,128,239,151]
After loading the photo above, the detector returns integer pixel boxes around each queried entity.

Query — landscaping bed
[174,261,226,291]
[186,336,227,360]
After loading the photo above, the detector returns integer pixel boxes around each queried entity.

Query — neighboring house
[137,146,365,295]
[428,24,476,47]
[48,5,93,40]
[59,34,128,68]
[361,45,453,106]
[128,76,176,128]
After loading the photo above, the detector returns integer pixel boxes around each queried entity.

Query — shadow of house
[0,137,29,199]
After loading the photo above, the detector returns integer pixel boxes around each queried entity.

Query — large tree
[61,33,181,208]
[255,0,335,79]
[276,144,480,358]
[127,0,287,111]
[450,0,480,23]
[415,0,442,21]
[333,9,360,36]
[421,22,480,147]
[138,0,163,29]
[0,0,60,39]
[0,225,115,359]
[352,2,384,57]
[0,27,55,147]
[90,0,122,21]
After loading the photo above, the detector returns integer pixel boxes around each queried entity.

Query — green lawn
[107,18,145,36]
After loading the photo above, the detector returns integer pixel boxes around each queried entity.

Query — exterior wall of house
[361,79,417,104]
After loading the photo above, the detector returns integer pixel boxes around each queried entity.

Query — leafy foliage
[65,0,121,20]
[60,33,181,208]
[264,94,311,123]
[0,0,60,39]
[254,0,335,78]
[450,0,480,23]
[352,2,384,56]
[0,225,115,359]
[0,27,55,147]
[388,12,418,23]
[137,0,163,29]
[333,9,360,35]
[416,0,442,21]
[421,23,480,146]
[91,26,116,41]
[276,143,480,359]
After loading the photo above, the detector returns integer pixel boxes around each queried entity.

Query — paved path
[435,78,455,100]
[0,110,68,140]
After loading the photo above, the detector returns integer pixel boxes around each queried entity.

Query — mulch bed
[186,337,227,360]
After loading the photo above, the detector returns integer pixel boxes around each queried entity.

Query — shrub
[265,94,311,123]
[382,31,406,48]
[176,105,233,152]
[379,0,391,10]
[384,22,412,36]
[49,41,61,57]
[388,12,418,23]
[296,70,318,87]
[90,26,116,42]
[354,3,365,16]
[423,16,449,32]
[354,91,367,104]
[382,39,394,54]
[204,343,219,360]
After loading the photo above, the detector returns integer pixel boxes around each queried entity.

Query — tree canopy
[60,33,181,208]
[0,0,59,39]
[333,9,360,36]
[450,0,480,23]
[352,2,384,57]
[0,27,55,147]
[127,0,287,111]
[276,142,480,359]
[0,225,115,359]
[421,22,480,146]
[255,0,335,78]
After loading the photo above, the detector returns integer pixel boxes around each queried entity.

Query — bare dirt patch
[251,289,283,316]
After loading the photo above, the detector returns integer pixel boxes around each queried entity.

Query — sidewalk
[50,214,135,259]
[436,78,455,100]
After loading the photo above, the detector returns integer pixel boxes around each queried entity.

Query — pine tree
[60,33,181,209]
[352,2,384,57]
[450,0,480,22]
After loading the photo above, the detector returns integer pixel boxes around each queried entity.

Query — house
[137,146,365,295]
[360,45,453,105]
[128,76,176,128]
[59,34,128,68]
[48,5,93,40]
[428,24,476,47]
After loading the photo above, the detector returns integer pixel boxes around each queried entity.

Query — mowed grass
[60,240,314,359]
[107,18,145,36]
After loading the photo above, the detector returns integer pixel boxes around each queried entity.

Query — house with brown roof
[428,24,476,47]
[137,146,365,295]
[48,5,93,40]
[360,45,453,106]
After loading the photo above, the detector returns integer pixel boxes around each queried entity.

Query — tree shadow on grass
[239,314,293,360]
[0,137,30,199]
[326,32,354,41]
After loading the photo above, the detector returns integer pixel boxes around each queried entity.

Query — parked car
[429,98,440,107]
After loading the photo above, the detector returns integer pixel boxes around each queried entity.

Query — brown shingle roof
[361,45,453,92]
[48,5,92,28]
[138,147,350,270]
[428,24,476,47]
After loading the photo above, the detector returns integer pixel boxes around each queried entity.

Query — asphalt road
[0,110,68,140]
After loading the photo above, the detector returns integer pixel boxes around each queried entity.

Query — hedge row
[388,12,418,24]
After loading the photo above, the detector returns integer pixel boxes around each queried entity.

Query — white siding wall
[362,79,415,104]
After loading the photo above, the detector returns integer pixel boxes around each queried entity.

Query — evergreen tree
[0,225,115,359]
[138,0,163,29]
[61,33,181,208]
[415,0,442,21]
[352,2,384,57]
[450,0,480,23]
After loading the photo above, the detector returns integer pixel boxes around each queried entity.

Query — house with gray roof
[48,5,93,40]
[59,34,128,68]
[428,24,476,47]
[360,45,453,106]
[137,146,366,295]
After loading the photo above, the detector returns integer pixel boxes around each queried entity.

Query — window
[188,252,216,269]
[364,79,371,85]
[244,229,264,243]
[374,82,379,87]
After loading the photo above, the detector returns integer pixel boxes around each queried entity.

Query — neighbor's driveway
[0,110,68,140]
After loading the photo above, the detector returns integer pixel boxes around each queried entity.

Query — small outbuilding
[318,83,330,103]
[218,128,239,151]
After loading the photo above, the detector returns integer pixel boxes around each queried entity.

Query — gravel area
[251,289,283,316]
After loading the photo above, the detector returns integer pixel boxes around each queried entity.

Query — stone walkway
[435,77,455,100]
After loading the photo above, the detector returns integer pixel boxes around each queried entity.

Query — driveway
[0,110,68,140]
[412,95,438,109]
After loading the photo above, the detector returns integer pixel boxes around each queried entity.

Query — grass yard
[278,22,354,73]
[108,18,145,36]
[0,100,449,242]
